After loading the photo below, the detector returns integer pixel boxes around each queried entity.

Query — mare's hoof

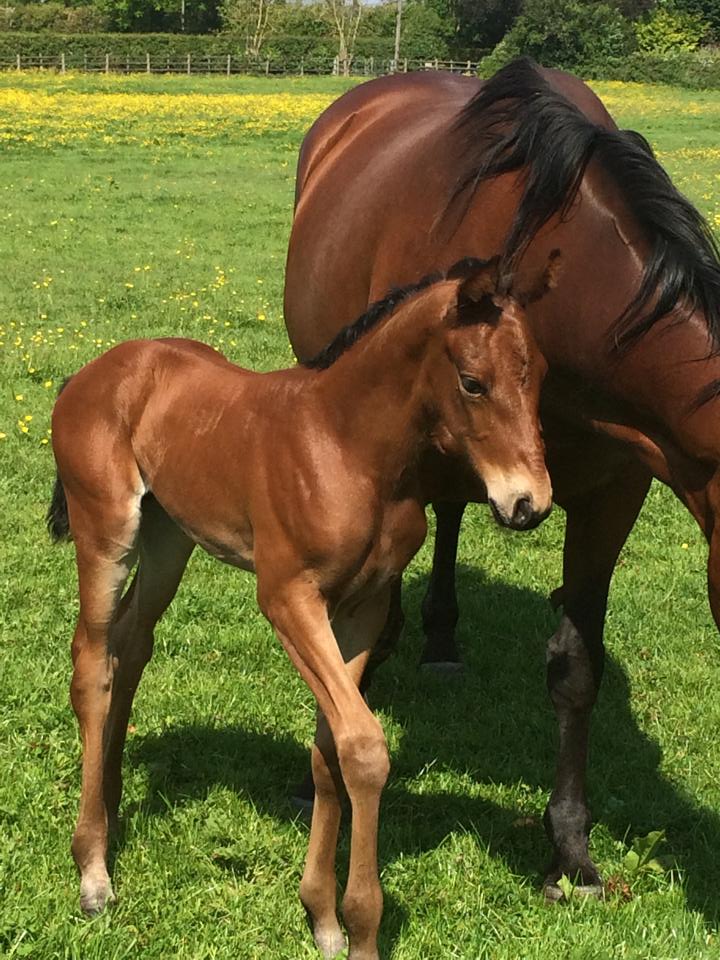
[420,659,464,675]
[80,877,116,915]
[543,881,604,904]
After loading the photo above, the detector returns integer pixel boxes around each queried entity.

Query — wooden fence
[0,53,481,77]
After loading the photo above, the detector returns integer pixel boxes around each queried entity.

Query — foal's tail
[47,377,73,543]
[47,473,70,542]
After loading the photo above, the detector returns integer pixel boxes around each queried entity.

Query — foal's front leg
[261,582,391,960]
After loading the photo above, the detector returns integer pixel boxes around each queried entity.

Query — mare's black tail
[46,376,73,543]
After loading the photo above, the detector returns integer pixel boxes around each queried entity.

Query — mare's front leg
[420,501,466,668]
[260,582,391,960]
[544,462,651,897]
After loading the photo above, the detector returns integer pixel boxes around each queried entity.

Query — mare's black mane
[453,57,720,356]
[304,257,492,370]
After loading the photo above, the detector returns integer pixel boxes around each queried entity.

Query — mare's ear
[512,249,563,306]
[446,256,501,317]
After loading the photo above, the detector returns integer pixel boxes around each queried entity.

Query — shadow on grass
[127,565,720,938]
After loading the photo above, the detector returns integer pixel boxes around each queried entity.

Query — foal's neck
[307,296,443,493]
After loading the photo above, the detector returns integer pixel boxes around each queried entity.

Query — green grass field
[1,73,720,959]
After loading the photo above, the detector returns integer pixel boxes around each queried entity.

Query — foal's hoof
[80,875,116,915]
[314,925,347,959]
[543,881,604,904]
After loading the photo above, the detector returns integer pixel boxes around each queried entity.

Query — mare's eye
[459,375,488,397]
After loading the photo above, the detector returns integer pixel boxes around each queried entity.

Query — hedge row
[0,32,241,60]
[0,32,719,88]
[0,30,449,64]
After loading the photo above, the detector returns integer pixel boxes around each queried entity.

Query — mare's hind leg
[420,501,466,669]
[103,497,194,830]
[543,461,651,898]
[66,492,141,914]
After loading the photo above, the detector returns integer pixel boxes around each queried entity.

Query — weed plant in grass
[1,73,720,959]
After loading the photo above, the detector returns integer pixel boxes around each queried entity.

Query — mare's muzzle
[489,494,552,531]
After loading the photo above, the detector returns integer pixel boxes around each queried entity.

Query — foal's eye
[459,375,488,397]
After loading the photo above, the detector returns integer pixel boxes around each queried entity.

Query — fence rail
[0,53,481,77]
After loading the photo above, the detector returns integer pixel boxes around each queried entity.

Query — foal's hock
[49,255,556,959]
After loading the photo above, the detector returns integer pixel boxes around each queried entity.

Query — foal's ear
[512,249,563,306]
[447,255,502,310]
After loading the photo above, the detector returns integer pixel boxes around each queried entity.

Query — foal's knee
[337,725,389,799]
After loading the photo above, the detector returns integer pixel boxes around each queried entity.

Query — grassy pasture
[1,73,720,959]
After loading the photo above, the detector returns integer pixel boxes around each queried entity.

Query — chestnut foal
[49,256,554,959]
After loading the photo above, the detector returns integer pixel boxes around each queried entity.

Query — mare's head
[421,254,559,530]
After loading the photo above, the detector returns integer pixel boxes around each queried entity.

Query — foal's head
[421,254,559,530]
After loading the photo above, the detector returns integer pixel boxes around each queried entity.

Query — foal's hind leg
[103,498,194,830]
[543,462,651,899]
[66,493,141,914]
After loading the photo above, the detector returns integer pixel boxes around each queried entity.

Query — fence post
[467,59,471,72]
[60,52,65,74]
[84,53,87,72]
[404,57,408,72]
[434,58,438,70]
[299,57,304,77]
[16,53,20,71]
[227,54,231,76]
[126,54,129,73]
[187,53,191,75]
[146,52,151,74]
[370,55,374,75]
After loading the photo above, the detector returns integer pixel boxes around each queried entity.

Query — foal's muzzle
[489,495,552,531]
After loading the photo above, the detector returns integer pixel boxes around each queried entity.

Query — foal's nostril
[511,496,534,529]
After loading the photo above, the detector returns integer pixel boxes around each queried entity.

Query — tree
[323,0,363,72]
[220,0,278,57]
[483,0,634,73]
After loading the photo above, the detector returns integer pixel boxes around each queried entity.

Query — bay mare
[49,257,555,959]
[284,58,720,897]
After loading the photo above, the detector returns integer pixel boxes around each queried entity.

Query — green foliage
[557,874,576,901]
[605,46,720,86]
[482,0,634,75]
[95,0,220,34]
[672,0,720,39]
[623,830,666,876]
[635,2,708,53]
[0,4,109,32]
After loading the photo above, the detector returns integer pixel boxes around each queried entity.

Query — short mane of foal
[49,254,557,960]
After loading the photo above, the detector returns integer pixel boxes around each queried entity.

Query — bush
[635,3,708,53]
[481,0,634,75]
[605,45,720,86]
